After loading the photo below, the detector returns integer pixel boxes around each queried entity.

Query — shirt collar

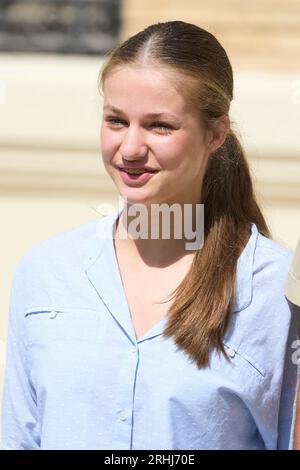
[232,222,258,313]
[84,208,150,344]
[84,209,258,343]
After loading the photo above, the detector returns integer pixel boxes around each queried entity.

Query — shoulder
[16,218,97,272]
[8,211,120,320]
[235,225,293,314]
[253,230,293,286]
[12,213,115,290]
[248,227,293,315]
[229,227,297,380]
[233,225,294,346]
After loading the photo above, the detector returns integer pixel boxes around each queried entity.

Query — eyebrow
[103,104,181,122]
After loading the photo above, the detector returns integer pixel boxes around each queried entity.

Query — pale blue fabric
[1,210,299,450]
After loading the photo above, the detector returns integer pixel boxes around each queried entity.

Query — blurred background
[0,0,300,428]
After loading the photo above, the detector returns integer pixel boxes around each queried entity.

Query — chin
[119,188,159,206]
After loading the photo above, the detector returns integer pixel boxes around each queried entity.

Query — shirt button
[131,346,137,354]
[118,410,128,421]
[228,348,236,358]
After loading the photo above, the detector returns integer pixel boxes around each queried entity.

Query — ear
[207,115,230,153]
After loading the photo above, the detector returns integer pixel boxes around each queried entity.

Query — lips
[116,165,159,186]
[117,165,158,175]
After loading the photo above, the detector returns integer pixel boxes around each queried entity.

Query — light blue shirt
[1,210,299,450]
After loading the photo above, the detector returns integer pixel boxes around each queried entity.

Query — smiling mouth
[118,167,158,175]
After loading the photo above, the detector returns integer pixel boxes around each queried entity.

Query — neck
[114,201,203,268]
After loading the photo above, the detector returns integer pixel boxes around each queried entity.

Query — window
[0,0,121,54]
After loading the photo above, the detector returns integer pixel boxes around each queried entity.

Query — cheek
[156,138,192,170]
[100,128,120,162]
[163,141,207,182]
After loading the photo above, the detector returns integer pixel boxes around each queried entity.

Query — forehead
[103,65,191,114]
[104,64,179,87]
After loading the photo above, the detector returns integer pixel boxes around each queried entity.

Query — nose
[119,125,148,161]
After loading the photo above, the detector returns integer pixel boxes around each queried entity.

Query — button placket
[227,348,236,358]
[118,410,128,422]
[113,341,139,442]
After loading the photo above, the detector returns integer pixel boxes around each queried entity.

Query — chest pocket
[222,341,266,384]
[24,306,103,346]
[24,306,108,393]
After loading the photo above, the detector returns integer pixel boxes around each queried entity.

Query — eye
[151,122,173,134]
[104,117,125,126]
[104,117,173,135]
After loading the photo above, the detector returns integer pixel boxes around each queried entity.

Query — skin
[100,64,229,269]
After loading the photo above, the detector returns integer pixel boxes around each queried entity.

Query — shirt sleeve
[1,273,40,450]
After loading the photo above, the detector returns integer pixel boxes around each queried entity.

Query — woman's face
[101,65,212,206]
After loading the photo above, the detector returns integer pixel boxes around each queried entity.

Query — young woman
[1,20,298,450]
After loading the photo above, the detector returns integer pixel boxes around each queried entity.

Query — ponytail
[163,129,271,368]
